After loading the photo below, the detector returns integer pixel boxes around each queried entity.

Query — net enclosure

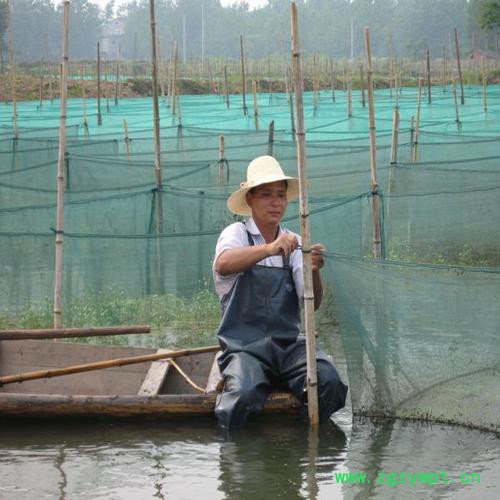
[0,84,499,433]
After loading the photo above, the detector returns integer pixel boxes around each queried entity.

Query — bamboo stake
[0,345,220,387]
[124,119,131,160]
[347,68,353,118]
[38,63,44,110]
[483,75,488,112]
[171,41,178,115]
[426,48,431,104]
[224,65,230,108]
[452,78,461,130]
[218,134,225,185]
[0,325,151,341]
[240,34,248,116]
[114,59,120,106]
[44,33,53,104]
[97,41,102,126]
[364,27,382,260]
[106,61,111,113]
[7,4,17,140]
[81,67,89,139]
[390,106,400,165]
[53,0,70,329]
[442,45,447,92]
[252,80,259,130]
[290,2,319,427]
[454,28,465,105]
[149,0,164,295]
[330,61,336,102]
[360,64,366,107]
[267,119,275,156]
[411,78,422,163]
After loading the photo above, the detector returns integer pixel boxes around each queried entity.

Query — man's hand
[266,233,299,257]
[311,243,325,272]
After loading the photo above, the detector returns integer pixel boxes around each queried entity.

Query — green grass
[0,287,221,349]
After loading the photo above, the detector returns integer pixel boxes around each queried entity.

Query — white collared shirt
[212,217,304,303]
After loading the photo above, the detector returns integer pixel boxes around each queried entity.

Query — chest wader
[215,228,348,428]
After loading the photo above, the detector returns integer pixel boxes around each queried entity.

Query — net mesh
[0,84,499,433]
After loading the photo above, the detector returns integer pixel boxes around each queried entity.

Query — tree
[478,0,500,30]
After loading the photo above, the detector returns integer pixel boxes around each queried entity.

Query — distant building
[469,48,498,61]
[101,18,125,59]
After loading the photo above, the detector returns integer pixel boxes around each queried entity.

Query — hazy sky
[74,0,269,12]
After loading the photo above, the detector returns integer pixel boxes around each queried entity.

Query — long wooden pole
[252,79,259,130]
[411,78,422,163]
[454,28,465,105]
[364,27,382,260]
[224,65,230,108]
[267,119,275,156]
[218,134,225,185]
[290,2,319,427]
[482,75,488,112]
[97,41,102,126]
[7,3,17,140]
[240,34,248,116]
[360,64,366,107]
[171,41,178,115]
[452,78,461,130]
[426,48,431,104]
[53,0,70,329]
[0,325,151,341]
[0,345,220,387]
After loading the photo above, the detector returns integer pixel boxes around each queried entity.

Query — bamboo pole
[81,66,89,139]
[390,106,400,165]
[0,345,220,387]
[411,78,422,163]
[44,33,54,104]
[452,78,461,130]
[97,41,102,126]
[483,75,488,112]
[442,45,447,92]
[347,68,353,118]
[426,48,431,104]
[114,59,120,106]
[149,0,164,295]
[218,134,225,185]
[171,41,178,115]
[267,119,275,156]
[330,62,336,102]
[124,119,131,160]
[0,325,151,341]
[240,34,248,116]
[7,4,17,140]
[53,0,70,329]
[252,80,259,130]
[38,62,44,110]
[290,2,319,427]
[364,27,382,260]
[224,65,230,108]
[454,28,465,105]
[360,64,366,107]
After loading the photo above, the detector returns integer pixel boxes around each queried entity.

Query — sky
[75,0,269,13]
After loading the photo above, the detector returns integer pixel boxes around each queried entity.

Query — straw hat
[227,156,300,216]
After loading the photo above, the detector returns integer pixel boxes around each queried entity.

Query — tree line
[0,0,499,64]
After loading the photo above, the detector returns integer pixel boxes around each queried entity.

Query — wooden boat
[0,340,300,419]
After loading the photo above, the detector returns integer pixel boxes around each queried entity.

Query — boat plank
[138,349,171,396]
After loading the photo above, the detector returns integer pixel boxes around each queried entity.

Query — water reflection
[0,416,498,499]
[216,416,347,499]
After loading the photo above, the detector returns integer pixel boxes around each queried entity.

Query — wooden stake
[267,119,275,156]
[53,1,70,329]
[218,134,225,185]
[442,45,447,92]
[114,59,120,106]
[411,78,422,163]
[81,66,89,139]
[426,48,431,104]
[483,75,488,112]
[454,28,465,105]
[240,34,248,116]
[7,4,17,140]
[224,65,230,108]
[452,78,461,130]
[252,80,259,130]
[290,2,319,427]
[97,41,102,126]
[364,27,382,260]
[124,119,131,160]
[390,106,400,165]
[347,68,353,118]
[172,41,178,115]
[0,345,220,387]
[360,64,366,107]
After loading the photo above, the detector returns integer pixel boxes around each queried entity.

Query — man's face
[246,180,288,226]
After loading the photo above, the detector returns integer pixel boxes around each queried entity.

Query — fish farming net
[0,85,499,433]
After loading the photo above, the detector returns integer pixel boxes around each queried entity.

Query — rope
[168,358,206,393]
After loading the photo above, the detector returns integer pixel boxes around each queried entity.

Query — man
[213,155,347,428]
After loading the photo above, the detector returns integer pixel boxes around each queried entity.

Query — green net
[0,84,499,433]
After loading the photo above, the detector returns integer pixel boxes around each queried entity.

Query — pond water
[0,408,498,499]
